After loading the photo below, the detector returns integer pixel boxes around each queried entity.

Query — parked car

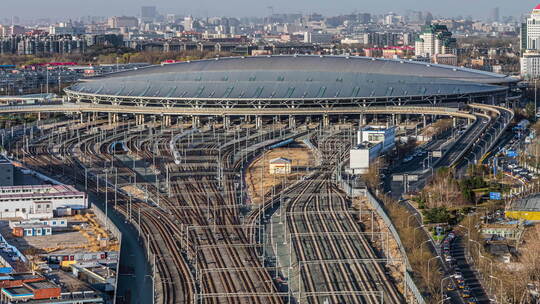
[465,297,478,304]
[461,287,472,298]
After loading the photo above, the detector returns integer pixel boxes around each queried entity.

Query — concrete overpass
[0,101,479,128]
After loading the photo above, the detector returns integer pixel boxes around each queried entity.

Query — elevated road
[388,103,513,198]
[0,102,479,119]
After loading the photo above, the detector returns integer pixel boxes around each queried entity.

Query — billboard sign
[506,150,518,158]
[489,192,502,200]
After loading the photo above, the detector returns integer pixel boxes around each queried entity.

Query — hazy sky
[2,0,540,19]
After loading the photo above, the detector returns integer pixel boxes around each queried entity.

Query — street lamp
[458,224,471,256]
[440,275,453,302]
[489,275,503,302]
[420,239,434,257]
[427,255,441,283]
[465,155,474,168]
[407,213,418,228]
[480,255,493,280]
[413,225,425,247]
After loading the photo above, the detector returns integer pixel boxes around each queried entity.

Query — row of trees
[0,48,236,66]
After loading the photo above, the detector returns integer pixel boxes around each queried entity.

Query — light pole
[440,275,453,302]
[413,225,425,247]
[465,155,474,168]
[427,255,440,283]
[458,224,471,258]
[407,213,418,228]
[489,275,503,303]
[474,252,493,283]
[439,296,450,304]
[420,239,434,257]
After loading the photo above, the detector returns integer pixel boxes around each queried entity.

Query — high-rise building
[357,13,371,24]
[414,24,456,58]
[363,32,400,47]
[304,32,334,44]
[49,22,85,35]
[141,6,157,22]
[183,16,194,32]
[521,5,540,52]
[384,13,402,25]
[489,7,500,22]
[520,5,540,78]
[521,51,540,79]
[108,16,139,28]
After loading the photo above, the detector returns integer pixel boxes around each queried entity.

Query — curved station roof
[66,55,516,101]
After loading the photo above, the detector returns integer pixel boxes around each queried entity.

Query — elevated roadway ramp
[0,102,478,119]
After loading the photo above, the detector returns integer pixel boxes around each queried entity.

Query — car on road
[465,297,478,304]
[461,287,472,298]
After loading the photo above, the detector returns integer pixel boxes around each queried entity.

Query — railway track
[10,119,404,304]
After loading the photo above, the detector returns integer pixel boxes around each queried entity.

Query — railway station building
[63,55,519,129]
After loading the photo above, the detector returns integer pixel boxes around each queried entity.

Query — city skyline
[1,0,539,20]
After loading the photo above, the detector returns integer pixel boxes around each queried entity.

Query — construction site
[0,204,120,304]
[1,212,119,257]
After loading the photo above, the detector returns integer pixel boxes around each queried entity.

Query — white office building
[414,24,456,58]
[521,5,540,51]
[357,126,396,153]
[304,32,334,44]
[521,5,540,78]
[521,51,540,78]
[0,185,87,219]
[183,16,194,32]
[350,126,396,174]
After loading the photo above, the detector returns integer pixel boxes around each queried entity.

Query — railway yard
[2,115,406,304]
[0,39,533,304]
[278,131,403,304]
